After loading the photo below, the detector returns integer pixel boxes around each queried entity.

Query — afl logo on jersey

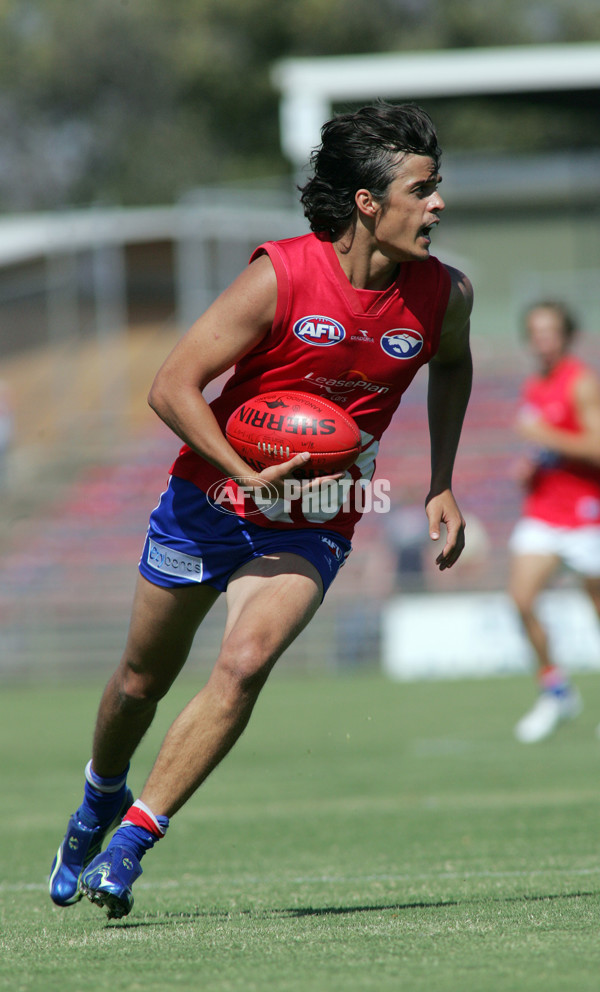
[380,328,424,360]
[293,315,346,347]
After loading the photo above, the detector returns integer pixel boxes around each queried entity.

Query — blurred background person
[508,301,600,743]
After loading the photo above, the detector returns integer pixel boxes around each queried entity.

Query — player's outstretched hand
[425,489,466,570]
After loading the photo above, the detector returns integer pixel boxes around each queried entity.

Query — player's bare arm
[425,265,473,568]
[515,369,600,467]
[148,255,310,485]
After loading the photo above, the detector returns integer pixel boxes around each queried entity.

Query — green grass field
[2,671,600,992]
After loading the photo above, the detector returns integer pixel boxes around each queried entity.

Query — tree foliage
[3,0,600,209]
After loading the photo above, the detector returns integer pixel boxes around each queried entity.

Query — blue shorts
[139,475,352,599]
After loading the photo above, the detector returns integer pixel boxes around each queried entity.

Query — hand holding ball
[225,391,361,476]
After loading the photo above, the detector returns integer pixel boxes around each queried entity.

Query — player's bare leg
[79,552,323,917]
[509,552,581,742]
[91,575,220,777]
[49,575,219,908]
[508,552,559,669]
[139,552,323,816]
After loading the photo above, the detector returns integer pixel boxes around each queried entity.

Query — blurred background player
[508,301,600,743]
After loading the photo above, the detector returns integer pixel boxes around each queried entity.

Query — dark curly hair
[299,101,441,236]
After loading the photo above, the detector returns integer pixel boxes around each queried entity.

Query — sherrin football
[225,390,361,476]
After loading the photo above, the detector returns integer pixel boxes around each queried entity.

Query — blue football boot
[80,844,143,919]
[49,788,134,907]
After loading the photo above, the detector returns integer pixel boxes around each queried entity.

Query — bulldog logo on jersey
[293,315,346,347]
[380,328,424,360]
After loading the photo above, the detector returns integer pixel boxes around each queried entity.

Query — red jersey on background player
[509,301,600,743]
[49,102,473,919]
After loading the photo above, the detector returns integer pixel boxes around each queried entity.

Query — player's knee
[115,659,171,708]
[513,601,535,623]
[508,584,534,617]
[216,638,272,703]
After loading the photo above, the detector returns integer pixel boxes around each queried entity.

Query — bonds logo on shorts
[147,538,203,582]
[380,328,424,360]
[293,315,346,347]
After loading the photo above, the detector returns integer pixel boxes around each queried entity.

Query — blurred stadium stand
[0,160,599,678]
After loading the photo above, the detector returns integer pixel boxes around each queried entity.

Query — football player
[49,101,473,917]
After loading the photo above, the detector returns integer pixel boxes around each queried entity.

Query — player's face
[371,154,445,263]
[526,307,569,373]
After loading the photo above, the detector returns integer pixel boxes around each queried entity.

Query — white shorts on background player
[509,518,600,577]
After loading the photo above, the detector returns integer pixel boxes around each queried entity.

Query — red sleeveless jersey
[170,231,451,538]
[521,355,600,527]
